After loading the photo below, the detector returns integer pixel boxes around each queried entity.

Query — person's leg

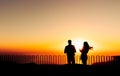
[82,59,84,65]
[82,55,87,65]
[85,55,88,65]
[68,60,71,64]
[82,59,86,65]
[72,56,75,64]
[67,56,71,64]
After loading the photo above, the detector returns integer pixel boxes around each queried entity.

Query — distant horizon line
[0,49,120,56]
[0,52,120,56]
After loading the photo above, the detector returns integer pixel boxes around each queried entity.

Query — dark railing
[0,55,119,65]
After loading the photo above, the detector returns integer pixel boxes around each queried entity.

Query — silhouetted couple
[64,40,93,65]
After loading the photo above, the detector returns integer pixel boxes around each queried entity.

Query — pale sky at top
[0,0,120,54]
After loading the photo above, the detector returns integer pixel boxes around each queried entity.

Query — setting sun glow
[0,0,120,56]
[73,40,83,52]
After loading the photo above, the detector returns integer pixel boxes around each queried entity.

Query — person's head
[84,41,89,47]
[68,40,72,45]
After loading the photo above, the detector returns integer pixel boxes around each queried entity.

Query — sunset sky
[0,0,120,55]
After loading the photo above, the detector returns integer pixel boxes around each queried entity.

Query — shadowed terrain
[0,60,120,76]
[0,55,120,76]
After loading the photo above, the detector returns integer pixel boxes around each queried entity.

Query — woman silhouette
[80,41,93,65]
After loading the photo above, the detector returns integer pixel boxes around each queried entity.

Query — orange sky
[0,0,120,56]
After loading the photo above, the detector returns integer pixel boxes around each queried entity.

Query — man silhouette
[64,40,76,64]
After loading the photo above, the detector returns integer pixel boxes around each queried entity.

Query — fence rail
[0,55,119,65]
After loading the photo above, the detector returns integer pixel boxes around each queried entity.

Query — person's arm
[79,49,82,52]
[64,46,67,53]
[89,46,93,50]
[80,46,85,53]
[79,48,81,52]
[73,45,76,52]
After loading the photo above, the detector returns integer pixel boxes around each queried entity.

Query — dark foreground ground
[0,61,120,76]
